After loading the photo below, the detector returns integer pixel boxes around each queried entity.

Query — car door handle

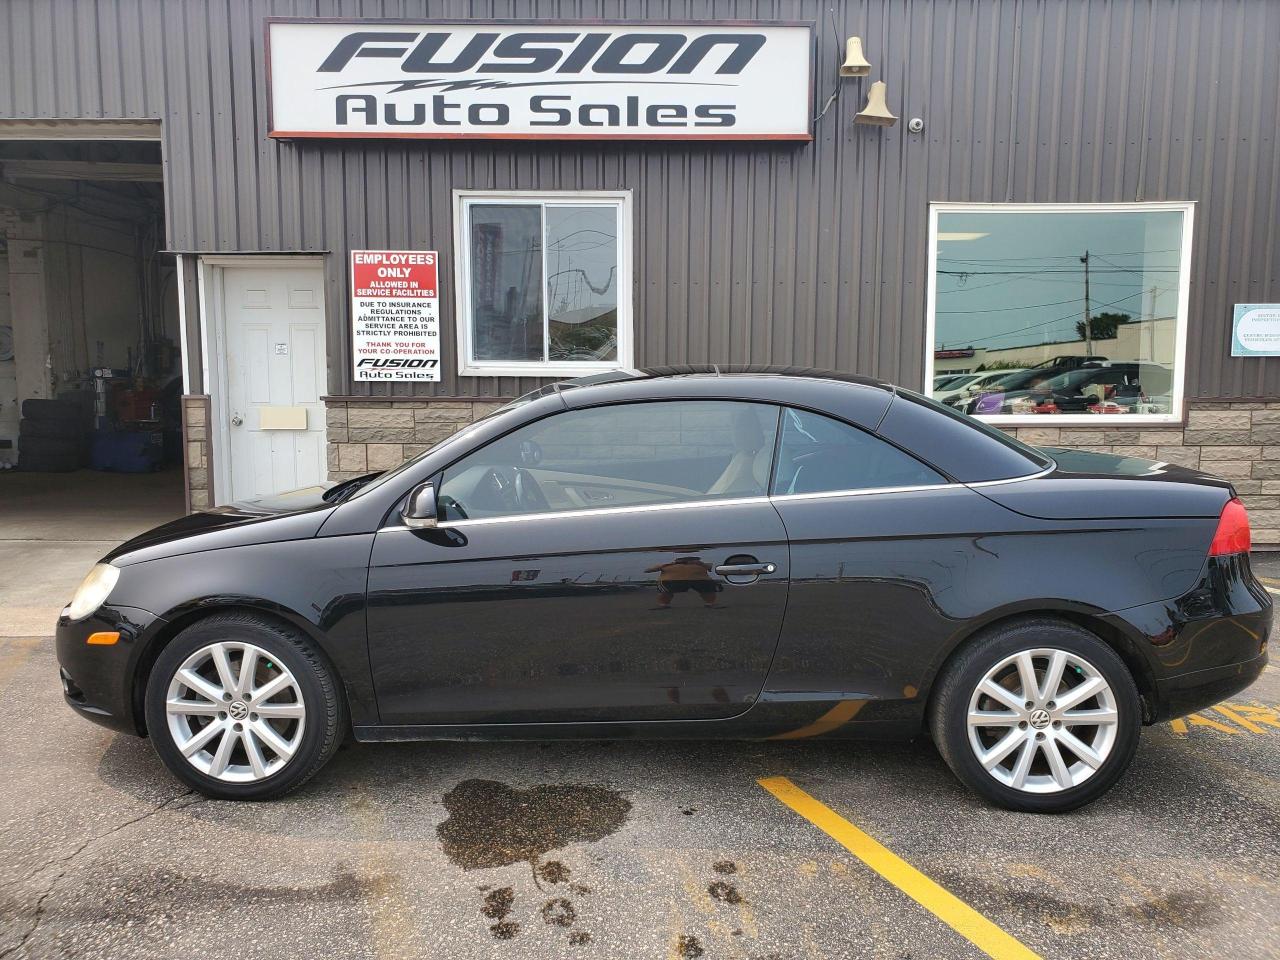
[714,562,777,576]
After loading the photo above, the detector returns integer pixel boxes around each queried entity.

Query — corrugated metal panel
[2,0,1277,400]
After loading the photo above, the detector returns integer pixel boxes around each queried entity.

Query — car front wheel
[929,618,1142,813]
[144,613,345,800]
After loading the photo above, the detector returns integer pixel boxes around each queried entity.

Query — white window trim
[924,201,1195,426]
[453,189,634,378]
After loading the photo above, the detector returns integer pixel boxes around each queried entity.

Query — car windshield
[986,369,1052,391]
[1041,368,1104,391]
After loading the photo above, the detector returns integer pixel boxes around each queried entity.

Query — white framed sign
[351,250,441,381]
[1231,304,1280,357]
[266,19,814,140]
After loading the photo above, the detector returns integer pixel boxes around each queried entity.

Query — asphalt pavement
[0,513,1277,959]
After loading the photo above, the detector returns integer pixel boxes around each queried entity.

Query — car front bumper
[55,604,164,736]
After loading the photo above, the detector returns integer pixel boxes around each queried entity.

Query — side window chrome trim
[378,494,772,532]
[375,465,1057,533]
[768,482,961,503]
[964,464,1056,487]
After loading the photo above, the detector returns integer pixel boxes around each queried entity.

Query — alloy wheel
[165,641,307,783]
[965,648,1119,794]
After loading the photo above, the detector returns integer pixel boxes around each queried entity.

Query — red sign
[351,251,437,298]
[351,250,441,382]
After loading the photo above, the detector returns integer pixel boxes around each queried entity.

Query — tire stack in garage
[18,399,86,472]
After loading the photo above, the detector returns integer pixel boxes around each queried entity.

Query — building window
[455,191,632,377]
[927,203,1193,423]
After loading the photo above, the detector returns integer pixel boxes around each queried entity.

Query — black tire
[19,418,83,440]
[19,436,81,458]
[17,453,80,473]
[21,398,81,421]
[144,613,347,800]
[928,617,1141,813]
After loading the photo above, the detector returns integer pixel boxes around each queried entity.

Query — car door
[365,399,790,725]
[765,406,988,704]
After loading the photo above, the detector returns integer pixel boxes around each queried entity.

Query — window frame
[924,201,1195,426]
[453,189,634,378]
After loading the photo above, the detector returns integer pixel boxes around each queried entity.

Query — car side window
[772,407,946,496]
[437,400,780,521]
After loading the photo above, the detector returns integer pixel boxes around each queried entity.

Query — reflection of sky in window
[934,211,1182,351]
[546,206,618,323]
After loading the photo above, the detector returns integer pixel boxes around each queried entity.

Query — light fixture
[854,80,898,126]
[839,37,872,77]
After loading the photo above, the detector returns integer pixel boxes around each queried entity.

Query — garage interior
[0,136,185,540]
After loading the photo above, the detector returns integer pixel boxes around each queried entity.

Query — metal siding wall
[2,0,1276,399]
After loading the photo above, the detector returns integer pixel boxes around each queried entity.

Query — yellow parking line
[758,776,1043,960]
[1215,704,1266,734]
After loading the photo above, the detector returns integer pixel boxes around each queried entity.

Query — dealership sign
[266,19,813,140]
[351,251,440,381]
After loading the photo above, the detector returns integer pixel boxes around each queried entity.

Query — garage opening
[0,138,184,537]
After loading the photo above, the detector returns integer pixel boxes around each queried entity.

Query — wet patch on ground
[437,779,631,871]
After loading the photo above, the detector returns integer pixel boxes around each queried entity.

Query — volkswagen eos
[56,367,1270,812]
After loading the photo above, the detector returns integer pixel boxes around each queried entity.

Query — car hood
[973,447,1234,520]
[104,485,336,566]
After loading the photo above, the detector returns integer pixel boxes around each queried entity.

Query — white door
[218,263,327,501]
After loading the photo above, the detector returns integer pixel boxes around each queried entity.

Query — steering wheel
[514,467,550,512]
[479,467,520,512]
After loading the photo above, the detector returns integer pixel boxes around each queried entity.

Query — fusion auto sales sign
[266,20,813,140]
[351,251,440,381]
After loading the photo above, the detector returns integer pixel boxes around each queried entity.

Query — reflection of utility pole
[1080,250,1092,356]
[1148,284,1158,362]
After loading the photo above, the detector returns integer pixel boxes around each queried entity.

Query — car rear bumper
[1109,553,1271,723]
[1151,650,1268,722]
[55,604,163,736]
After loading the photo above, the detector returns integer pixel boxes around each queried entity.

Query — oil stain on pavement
[437,779,630,946]
[436,778,631,871]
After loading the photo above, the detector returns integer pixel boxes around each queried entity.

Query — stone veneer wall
[323,397,1280,546]
[1003,400,1280,545]
[181,395,213,512]
[325,397,510,481]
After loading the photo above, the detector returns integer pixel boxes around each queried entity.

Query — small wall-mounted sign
[351,250,441,381]
[1231,304,1280,356]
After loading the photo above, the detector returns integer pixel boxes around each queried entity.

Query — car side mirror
[402,482,438,529]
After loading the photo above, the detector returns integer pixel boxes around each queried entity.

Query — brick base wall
[1003,400,1280,545]
[324,397,509,481]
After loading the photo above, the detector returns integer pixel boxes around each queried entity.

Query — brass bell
[854,80,898,126]
[839,37,872,77]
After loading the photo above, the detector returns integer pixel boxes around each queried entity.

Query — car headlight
[67,563,120,622]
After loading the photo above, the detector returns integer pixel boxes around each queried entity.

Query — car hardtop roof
[558,364,894,392]
[547,365,898,431]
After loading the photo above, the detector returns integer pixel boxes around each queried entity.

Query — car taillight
[1208,497,1251,556]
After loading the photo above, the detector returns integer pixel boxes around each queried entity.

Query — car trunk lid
[971,447,1234,520]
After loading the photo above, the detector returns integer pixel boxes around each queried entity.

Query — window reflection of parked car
[954,366,1069,413]
[934,369,1026,406]
[933,373,978,392]
[990,363,1172,415]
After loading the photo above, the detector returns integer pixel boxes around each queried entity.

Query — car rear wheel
[929,618,1141,813]
[144,613,345,800]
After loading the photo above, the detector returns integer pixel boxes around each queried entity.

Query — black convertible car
[57,367,1269,812]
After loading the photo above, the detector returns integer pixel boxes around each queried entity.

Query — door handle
[231,414,243,426]
[714,562,777,577]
